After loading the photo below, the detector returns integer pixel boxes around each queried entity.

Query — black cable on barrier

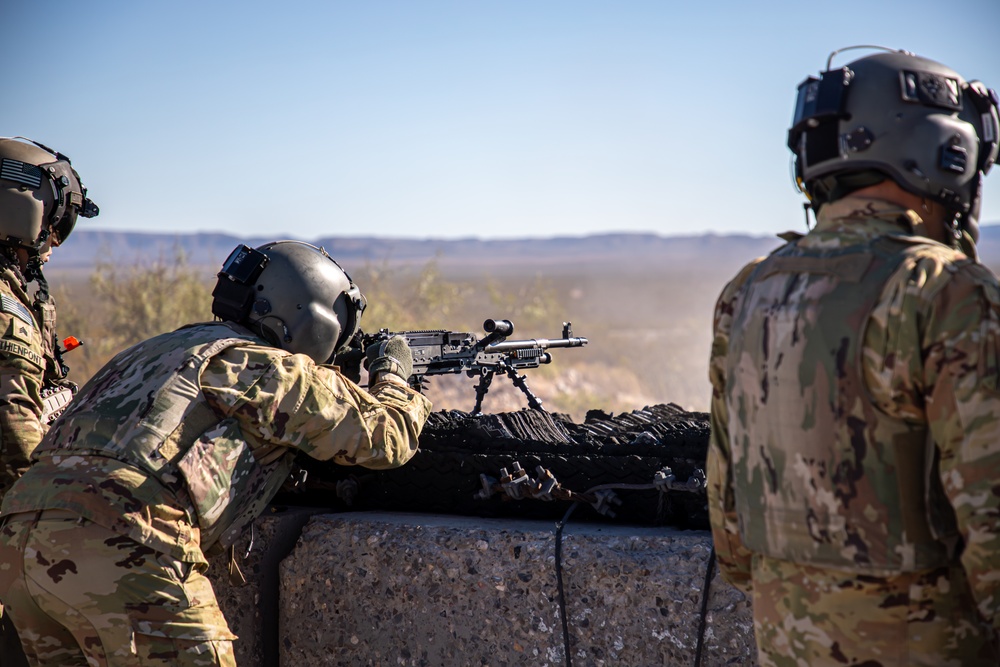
[554,501,580,667]
[693,546,716,667]
[502,471,707,667]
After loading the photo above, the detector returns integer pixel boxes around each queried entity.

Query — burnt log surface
[275,403,710,530]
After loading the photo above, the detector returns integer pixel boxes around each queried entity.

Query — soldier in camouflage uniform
[707,48,1000,666]
[0,138,96,496]
[0,138,98,666]
[0,241,432,667]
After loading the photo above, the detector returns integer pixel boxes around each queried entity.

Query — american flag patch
[0,294,34,329]
[0,159,43,189]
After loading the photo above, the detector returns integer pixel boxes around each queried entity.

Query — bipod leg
[505,365,545,411]
[472,370,495,415]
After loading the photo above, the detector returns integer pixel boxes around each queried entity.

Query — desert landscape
[41,229,785,419]
[45,225,1000,419]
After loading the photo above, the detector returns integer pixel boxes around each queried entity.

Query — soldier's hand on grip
[365,335,413,384]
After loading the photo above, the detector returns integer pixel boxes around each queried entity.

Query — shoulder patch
[4,318,32,343]
[0,294,35,330]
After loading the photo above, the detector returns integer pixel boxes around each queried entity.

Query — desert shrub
[483,273,566,336]
[351,260,566,337]
[54,250,214,383]
[353,258,475,332]
[89,251,213,346]
[50,254,679,418]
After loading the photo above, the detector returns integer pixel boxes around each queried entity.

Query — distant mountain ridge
[47,224,1000,274]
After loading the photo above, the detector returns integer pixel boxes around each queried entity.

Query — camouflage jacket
[708,196,1000,629]
[0,258,47,501]
[1,321,433,564]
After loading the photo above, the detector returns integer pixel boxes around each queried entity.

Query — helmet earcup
[245,241,366,365]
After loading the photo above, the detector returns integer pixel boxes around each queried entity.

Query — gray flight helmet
[0,137,99,251]
[211,241,366,364]
[788,46,999,239]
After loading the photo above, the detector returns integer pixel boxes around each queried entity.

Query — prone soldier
[0,240,431,666]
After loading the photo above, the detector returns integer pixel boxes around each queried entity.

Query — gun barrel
[487,336,588,353]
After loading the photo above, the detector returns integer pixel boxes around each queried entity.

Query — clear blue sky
[3,1,998,240]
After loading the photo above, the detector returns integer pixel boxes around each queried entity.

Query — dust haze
[61,227,1000,420]
[415,259,737,417]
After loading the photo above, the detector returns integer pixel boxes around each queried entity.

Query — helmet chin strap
[802,202,814,231]
[23,227,52,297]
[945,216,962,246]
[944,209,980,254]
[252,314,292,347]
[962,215,980,245]
[23,252,48,296]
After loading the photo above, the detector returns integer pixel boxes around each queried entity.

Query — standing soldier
[707,47,1000,665]
[0,137,98,666]
[0,240,431,667]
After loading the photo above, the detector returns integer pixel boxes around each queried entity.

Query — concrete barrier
[208,507,757,666]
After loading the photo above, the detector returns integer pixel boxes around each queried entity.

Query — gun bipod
[471,358,545,415]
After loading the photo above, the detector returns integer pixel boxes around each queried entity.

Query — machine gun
[360,319,587,414]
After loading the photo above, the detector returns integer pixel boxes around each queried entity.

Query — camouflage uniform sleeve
[0,308,46,498]
[920,261,1000,630]
[707,259,762,592]
[202,346,433,470]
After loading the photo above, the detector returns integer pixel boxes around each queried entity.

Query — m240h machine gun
[360,319,587,414]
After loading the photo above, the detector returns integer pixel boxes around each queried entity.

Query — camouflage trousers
[0,603,29,667]
[750,554,1000,667]
[0,510,237,667]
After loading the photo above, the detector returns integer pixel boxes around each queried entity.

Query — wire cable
[554,502,580,667]
[693,546,716,667]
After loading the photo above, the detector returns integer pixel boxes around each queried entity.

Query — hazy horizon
[51,217,1000,245]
